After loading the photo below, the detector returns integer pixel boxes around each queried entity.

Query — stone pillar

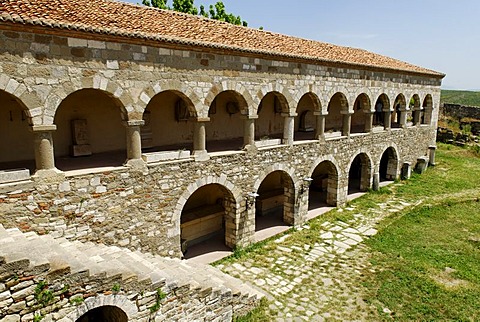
[314,112,326,141]
[124,120,145,164]
[282,113,295,146]
[31,125,64,181]
[401,162,412,180]
[384,110,392,130]
[193,118,209,161]
[364,111,374,133]
[413,109,421,126]
[429,145,437,166]
[372,172,380,191]
[399,108,407,128]
[341,112,352,137]
[243,116,257,148]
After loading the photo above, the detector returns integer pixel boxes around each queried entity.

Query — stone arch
[324,87,351,114]
[141,80,201,118]
[254,167,297,229]
[308,155,342,207]
[295,92,322,141]
[392,93,407,127]
[205,82,255,116]
[257,84,295,114]
[378,145,400,181]
[65,294,138,321]
[373,93,391,127]
[53,88,128,169]
[141,88,197,152]
[45,77,131,125]
[174,176,242,228]
[325,92,349,133]
[351,93,372,133]
[253,164,299,193]
[0,89,35,170]
[409,93,422,126]
[0,77,38,123]
[348,150,373,193]
[422,94,434,125]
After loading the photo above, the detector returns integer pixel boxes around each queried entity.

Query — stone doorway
[309,161,339,209]
[180,183,235,259]
[255,171,294,239]
[348,153,371,194]
[380,147,398,182]
[75,306,127,322]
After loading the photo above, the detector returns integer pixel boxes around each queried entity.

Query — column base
[32,168,65,183]
[193,150,210,162]
[125,158,148,173]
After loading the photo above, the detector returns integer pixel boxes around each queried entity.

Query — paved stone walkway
[219,192,415,321]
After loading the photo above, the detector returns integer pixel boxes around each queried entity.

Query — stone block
[255,139,282,148]
[71,144,92,157]
[0,169,30,184]
[415,157,429,174]
[142,150,190,163]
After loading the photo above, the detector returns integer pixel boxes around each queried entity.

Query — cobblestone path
[218,193,417,321]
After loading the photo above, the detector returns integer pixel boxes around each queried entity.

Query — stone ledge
[142,150,191,163]
[0,169,30,184]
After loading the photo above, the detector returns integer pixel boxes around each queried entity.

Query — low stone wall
[441,103,480,120]
[0,126,436,259]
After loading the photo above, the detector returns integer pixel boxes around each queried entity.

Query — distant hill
[441,90,480,107]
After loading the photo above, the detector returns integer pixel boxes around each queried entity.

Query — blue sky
[123,0,479,90]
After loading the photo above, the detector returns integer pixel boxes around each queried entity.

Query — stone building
[0,0,443,320]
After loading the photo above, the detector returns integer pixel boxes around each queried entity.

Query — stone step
[0,224,264,302]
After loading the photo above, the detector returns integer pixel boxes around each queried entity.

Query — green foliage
[112,283,121,293]
[142,0,248,26]
[69,296,85,305]
[441,89,480,106]
[34,281,54,307]
[150,288,167,313]
[33,314,44,322]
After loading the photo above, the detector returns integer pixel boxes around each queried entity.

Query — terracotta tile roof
[0,0,444,77]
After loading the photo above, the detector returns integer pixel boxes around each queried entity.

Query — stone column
[314,112,326,141]
[243,115,257,148]
[384,110,392,130]
[364,111,374,133]
[193,118,209,161]
[282,113,295,146]
[125,120,144,160]
[341,112,352,137]
[399,108,407,128]
[413,109,421,126]
[31,125,64,181]
[429,145,437,166]
[372,172,380,191]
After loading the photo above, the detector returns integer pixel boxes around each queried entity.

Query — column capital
[313,111,328,117]
[124,120,145,127]
[281,112,297,118]
[340,111,354,116]
[195,117,211,122]
[31,125,57,132]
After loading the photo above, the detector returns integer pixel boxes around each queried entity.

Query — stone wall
[0,126,436,258]
[441,103,480,121]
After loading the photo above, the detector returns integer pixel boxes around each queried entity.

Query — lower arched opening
[348,154,371,194]
[75,305,128,322]
[309,161,338,209]
[380,147,398,183]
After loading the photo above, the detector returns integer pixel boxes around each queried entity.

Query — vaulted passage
[309,161,339,209]
[207,90,245,152]
[351,93,371,134]
[76,306,127,322]
[53,89,126,171]
[180,183,235,258]
[325,92,348,136]
[348,154,371,194]
[255,171,294,234]
[141,90,195,153]
[0,90,34,173]
[256,92,288,142]
[294,93,320,141]
[380,147,398,182]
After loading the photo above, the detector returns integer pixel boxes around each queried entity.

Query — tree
[142,0,248,27]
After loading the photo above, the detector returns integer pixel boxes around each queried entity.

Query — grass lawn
[224,143,480,321]
[365,144,480,320]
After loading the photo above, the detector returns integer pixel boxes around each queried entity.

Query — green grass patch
[441,89,480,106]
[366,199,480,321]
